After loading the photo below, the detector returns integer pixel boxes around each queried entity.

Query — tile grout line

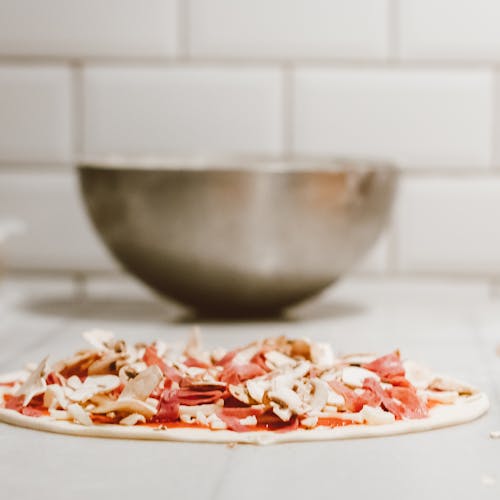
[282,63,294,158]
[490,69,499,169]
[2,54,500,69]
[70,62,84,159]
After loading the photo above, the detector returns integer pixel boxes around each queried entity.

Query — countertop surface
[1,275,500,500]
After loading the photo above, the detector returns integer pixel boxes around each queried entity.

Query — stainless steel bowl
[78,158,397,315]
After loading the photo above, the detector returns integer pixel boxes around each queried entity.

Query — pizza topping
[67,403,93,426]
[308,379,330,413]
[310,342,335,369]
[68,375,121,403]
[341,366,380,388]
[300,416,318,428]
[15,357,48,406]
[92,397,157,418]
[0,331,472,433]
[49,408,71,420]
[362,351,405,381]
[120,413,146,426]
[360,405,396,425]
[246,377,270,404]
[43,384,69,410]
[87,351,127,376]
[155,389,180,422]
[421,389,459,404]
[428,375,477,395]
[268,387,309,416]
[403,360,435,389]
[120,366,162,401]
[82,329,115,351]
[239,415,258,426]
[264,351,296,370]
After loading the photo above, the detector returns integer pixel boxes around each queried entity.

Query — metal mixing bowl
[78,157,397,315]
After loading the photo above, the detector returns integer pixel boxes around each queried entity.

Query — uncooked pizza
[0,330,488,444]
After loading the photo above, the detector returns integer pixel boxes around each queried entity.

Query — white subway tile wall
[399,0,500,61]
[0,0,499,279]
[188,0,390,60]
[293,67,493,168]
[396,176,500,273]
[0,171,115,270]
[0,0,178,57]
[0,65,72,163]
[83,66,283,155]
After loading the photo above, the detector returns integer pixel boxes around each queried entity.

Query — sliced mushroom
[178,403,222,417]
[68,375,121,403]
[118,365,139,384]
[207,413,227,430]
[88,352,127,375]
[403,360,434,389]
[66,375,82,390]
[53,351,100,377]
[271,373,295,391]
[268,387,309,415]
[82,329,115,350]
[264,350,296,370]
[239,415,257,426]
[341,366,379,388]
[120,365,163,401]
[196,410,210,426]
[270,401,293,422]
[292,361,311,379]
[246,378,270,404]
[15,356,48,406]
[120,413,146,426]
[184,326,202,356]
[67,403,93,426]
[49,409,71,421]
[43,384,69,410]
[326,387,345,407]
[184,326,210,365]
[232,344,260,366]
[429,375,477,395]
[295,379,313,402]
[317,410,365,423]
[423,389,459,404]
[91,398,157,418]
[360,405,395,425]
[309,378,329,413]
[310,342,334,369]
[228,384,251,405]
[300,416,318,428]
[210,347,227,364]
[180,413,196,424]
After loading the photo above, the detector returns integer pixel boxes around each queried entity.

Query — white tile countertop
[1,275,500,499]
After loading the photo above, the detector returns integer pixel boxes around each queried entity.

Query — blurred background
[0,0,499,286]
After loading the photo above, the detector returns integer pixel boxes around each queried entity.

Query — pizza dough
[0,375,489,444]
[0,331,489,444]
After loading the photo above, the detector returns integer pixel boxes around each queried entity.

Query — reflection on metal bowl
[78,157,397,315]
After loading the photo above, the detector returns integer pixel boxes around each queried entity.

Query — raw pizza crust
[0,371,489,445]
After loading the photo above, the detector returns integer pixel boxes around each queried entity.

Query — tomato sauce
[316,417,357,427]
[0,381,16,387]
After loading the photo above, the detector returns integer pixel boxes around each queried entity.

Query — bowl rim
[77,155,398,174]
